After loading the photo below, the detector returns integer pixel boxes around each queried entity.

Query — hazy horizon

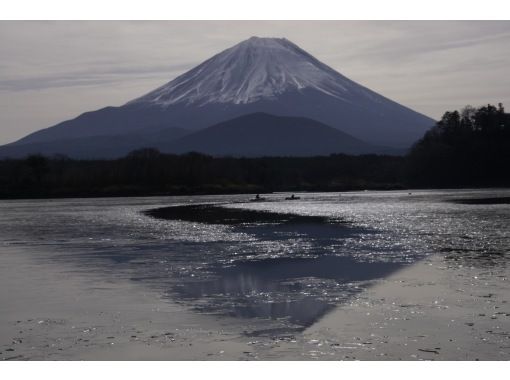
[1,20,509,145]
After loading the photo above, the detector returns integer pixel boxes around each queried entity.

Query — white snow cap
[129,36,373,107]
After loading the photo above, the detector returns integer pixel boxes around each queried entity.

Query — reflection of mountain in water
[147,204,411,329]
[173,255,402,326]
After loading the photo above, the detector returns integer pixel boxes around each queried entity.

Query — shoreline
[1,186,509,202]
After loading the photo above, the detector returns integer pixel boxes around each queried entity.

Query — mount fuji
[0,36,434,158]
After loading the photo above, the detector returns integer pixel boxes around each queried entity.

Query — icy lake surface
[1,189,509,336]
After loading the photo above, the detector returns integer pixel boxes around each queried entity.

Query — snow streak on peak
[128,37,375,107]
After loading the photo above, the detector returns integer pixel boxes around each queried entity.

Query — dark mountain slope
[165,113,386,156]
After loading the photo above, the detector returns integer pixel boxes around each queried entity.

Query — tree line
[407,103,510,187]
[0,103,508,199]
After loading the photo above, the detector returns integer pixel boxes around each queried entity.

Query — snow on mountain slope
[128,37,382,107]
[1,36,436,157]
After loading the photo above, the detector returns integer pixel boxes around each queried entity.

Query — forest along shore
[1,104,509,200]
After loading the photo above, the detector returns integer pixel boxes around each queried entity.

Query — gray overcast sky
[1,20,509,145]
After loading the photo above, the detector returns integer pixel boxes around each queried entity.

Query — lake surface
[1,189,509,359]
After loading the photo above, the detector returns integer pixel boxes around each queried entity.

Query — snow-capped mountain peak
[128,36,364,107]
[3,35,434,157]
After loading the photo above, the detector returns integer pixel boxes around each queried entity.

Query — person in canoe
[250,194,266,202]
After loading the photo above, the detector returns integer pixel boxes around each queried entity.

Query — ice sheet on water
[0,189,508,330]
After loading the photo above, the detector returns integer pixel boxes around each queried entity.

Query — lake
[1,189,509,360]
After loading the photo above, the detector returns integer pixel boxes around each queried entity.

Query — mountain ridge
[163,112,397,157]
[1,36,435,157]
[0,126,189,159]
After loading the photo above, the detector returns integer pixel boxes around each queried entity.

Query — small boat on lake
[250,194,266,202]
[285,194,300,200]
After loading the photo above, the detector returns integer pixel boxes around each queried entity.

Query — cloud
[0,63,192,92]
